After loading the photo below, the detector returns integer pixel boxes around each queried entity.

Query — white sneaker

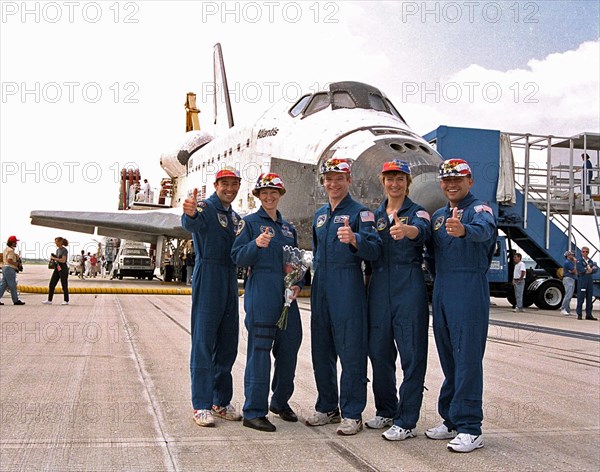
[561,309,572,316]
[61,301,69,305]
[193,409,215,427]
[336,418,363,436]
[365,415,393,429]
[447,433,484,452]
[211,404,242,421]
[42,300,52,305]
[425,423,457,440]
[382,425,416,441]
[305,408,341,426]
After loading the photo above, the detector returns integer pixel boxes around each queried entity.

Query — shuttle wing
[30,210,190,244]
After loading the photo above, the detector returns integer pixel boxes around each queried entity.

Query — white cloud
[402,40,600,136]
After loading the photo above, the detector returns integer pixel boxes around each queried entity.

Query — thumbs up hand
[183,188,199,216]
[390,213,407,241]
[255,227,273,248]
[337,217,356,246]
[445,207,465,238]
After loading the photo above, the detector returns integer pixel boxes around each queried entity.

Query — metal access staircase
[423,126,599,300]
[501,131,600,298]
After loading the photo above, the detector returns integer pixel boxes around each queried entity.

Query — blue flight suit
[368,197,431,429]
[311,193,382,420]
[430,192,497,436]
[181,192,240,410]
[231,207,303,420]
[575,256,598,318]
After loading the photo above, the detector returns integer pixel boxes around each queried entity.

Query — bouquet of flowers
[276,246,313,330]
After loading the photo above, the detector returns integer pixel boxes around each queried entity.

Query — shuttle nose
[322,135,447,215]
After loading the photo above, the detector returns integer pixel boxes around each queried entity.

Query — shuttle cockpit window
[368,93,387,112]
[332,91,356,109]
[289,95,311,117]
[304,93,330,116]
[384,98,406,123]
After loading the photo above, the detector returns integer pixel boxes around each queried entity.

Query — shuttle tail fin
[213,43,235,129]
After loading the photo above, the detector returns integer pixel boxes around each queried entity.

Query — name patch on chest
[260,226,275,237]
[333,215,350,224]
[316,214,327,228]
[281,224,294,239]
[235,219,245,236]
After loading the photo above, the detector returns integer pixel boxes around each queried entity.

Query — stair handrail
[513,165,599,262]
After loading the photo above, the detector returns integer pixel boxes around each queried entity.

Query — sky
[1,0,599,259]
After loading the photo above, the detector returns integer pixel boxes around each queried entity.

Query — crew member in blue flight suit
[575,246,598,320]
[365,160,431,442]
[181,167,243,428]
[305,157,382,436]
[425,158,497,453]
[231,173,303,432]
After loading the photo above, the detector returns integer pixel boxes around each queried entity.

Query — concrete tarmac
[1,265,599,471]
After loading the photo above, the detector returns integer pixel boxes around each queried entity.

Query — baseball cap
[252,173,286,196]
[439,158,472,179]
[320,158,352,175]
[215,166,241,181]
[381,159,411,175]
[564,250,575,257]
[7,235,19,243]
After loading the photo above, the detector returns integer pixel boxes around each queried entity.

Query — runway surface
[1,265,599,471]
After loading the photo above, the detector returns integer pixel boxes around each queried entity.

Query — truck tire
[534,280,564,310]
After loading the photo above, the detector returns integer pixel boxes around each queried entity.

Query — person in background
[78,250,86,279]
[232,173,302,432]
[90,253,98,278]
[425,158,497,453]
[575,246,598,320]
[366,160,431,441]
[0,235,26,306]
[43,237,70,305]
[185,240,195,286]
[581,153,594,199]
[560,251,577,316]
[100,255,107,278]
[128,183,139,208]
[182,167,243,428]
[305,158,382,436]
[143,178,151,202]
[85,252,92,277]
[512,253,526,313]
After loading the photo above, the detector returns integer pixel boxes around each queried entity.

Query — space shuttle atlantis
[31,43,446,250]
